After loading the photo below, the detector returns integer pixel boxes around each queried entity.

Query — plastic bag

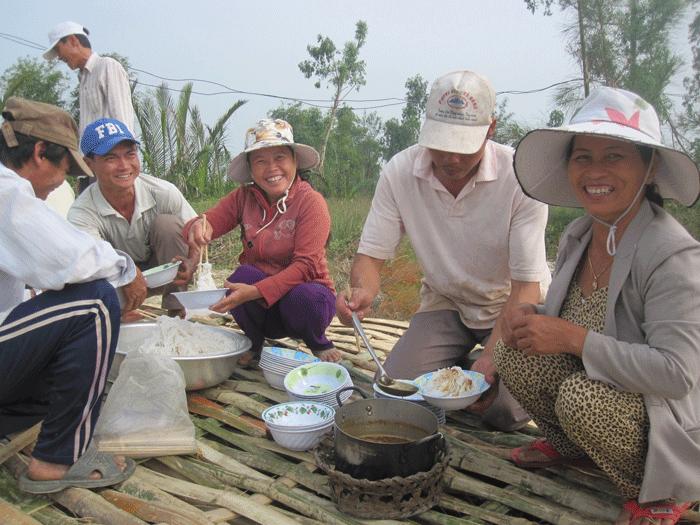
[94,350,197,457]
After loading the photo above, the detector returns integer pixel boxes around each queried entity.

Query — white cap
[418,71,496,155]
[44,21,88,60]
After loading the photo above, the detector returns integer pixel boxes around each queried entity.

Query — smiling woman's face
[248,146,298,202]
[567,135,654,224]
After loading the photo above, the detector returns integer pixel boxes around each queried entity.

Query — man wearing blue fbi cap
[68,118,199,318]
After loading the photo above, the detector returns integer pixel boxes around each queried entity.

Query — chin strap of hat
[589,151,656,256]
[255,180,293,235]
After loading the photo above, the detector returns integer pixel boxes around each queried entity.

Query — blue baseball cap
[81,118,140,156]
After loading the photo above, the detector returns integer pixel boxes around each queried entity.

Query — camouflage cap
[1,96,91,177]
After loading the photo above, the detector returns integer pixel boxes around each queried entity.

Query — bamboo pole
[100,489,204,525]
[0,424,41,466]
[134,466,324,525]
[117,476,212,524]
[0,498,43,525]
[50,488,149,525]
[186,394,266,438]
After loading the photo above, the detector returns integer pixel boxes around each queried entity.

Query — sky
[1,0,694,154]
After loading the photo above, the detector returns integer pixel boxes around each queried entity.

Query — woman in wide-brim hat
[183,119,339,365]
[492,87,700,525]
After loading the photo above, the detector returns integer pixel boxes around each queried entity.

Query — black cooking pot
[333,387,444,480]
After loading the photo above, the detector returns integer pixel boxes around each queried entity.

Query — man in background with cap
[336,71,551,432]
[43,21,134,193]
[0,97,145,493]
[68,117,198,318]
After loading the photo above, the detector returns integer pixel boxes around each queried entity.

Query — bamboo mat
[1,311,697,525]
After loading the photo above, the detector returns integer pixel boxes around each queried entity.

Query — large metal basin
[110,322,252,390]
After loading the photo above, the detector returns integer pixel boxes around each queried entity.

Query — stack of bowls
[262,401,335,451]
[259,347,321,390]
[284,362,353,408]
[373,380,446,425]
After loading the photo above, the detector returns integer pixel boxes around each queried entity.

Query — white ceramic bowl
[142,261,181,288]
[415,370,490,411]
[262,401,335,430]
[266,420,334,451]
[172,288,227,309]
[284,362,350,397]
[262,368,287,390]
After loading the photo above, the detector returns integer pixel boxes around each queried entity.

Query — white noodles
[195,262,216,291]
[139,316,234,356]
[423,366,473,397]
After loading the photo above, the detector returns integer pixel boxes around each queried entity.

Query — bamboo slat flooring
[1,311,698,525]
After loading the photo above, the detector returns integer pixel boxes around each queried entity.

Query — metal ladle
[350,311,419,397]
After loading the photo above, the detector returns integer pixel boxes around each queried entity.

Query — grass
[191,194,700,321]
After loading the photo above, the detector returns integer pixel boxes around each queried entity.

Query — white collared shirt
[358,143,551,329]
[78,53,135,143]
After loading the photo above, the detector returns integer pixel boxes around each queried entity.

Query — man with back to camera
[336,71,551,431]
[68,118,199,318]
[0,97,146,493]
[43,20,135,192]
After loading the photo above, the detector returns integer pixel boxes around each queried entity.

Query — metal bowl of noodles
[110,321,252,390]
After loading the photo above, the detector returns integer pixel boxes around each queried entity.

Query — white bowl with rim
[266,420,334,451]
[262,401,335,430]
[284,362,350,397]
[142,261,182,288]
[172,288,227,309]
[415,370,490,411]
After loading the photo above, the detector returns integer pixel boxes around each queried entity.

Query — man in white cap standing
[43,21,134,192]
[336,71,551,431]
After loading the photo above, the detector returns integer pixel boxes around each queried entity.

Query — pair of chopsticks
[198,214,209,275]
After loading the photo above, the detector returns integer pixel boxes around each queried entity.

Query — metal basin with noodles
[109,322,252,390]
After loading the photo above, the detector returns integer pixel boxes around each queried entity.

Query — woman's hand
[209,281,262,313]
[501,302,538,347]
[511,313,588,357]
[187,217,212,252]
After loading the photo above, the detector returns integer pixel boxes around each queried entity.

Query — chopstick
[346,284,361,353]
[137,309,161,321]
[198,214,208,279]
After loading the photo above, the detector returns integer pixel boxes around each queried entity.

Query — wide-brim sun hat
[418,70,496,155]
[514,86,700,208]
[227,119,320,183]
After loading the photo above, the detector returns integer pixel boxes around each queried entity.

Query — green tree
[381,74,429,161]
[680,3,700,164]
[0,56,71,110]
[492,99,529,147]
[134,82,245,198]
[299,20,368,177]
[526,0,688,119]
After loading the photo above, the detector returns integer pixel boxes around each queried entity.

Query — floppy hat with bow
[514,86,700,208]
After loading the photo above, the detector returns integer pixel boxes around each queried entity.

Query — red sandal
[510,438,597,469]
[622,499,690,524]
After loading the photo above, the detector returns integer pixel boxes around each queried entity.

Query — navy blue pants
[0,280,121,465]
[228,265,336,352]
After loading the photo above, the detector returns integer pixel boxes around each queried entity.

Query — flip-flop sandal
[623,499,690,524]
[511,438,597,469]
[19,445,135,494]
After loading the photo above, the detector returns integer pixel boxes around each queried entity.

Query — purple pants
[228,265,336,352]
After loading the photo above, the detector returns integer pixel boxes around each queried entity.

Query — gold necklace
[587,251,614,291]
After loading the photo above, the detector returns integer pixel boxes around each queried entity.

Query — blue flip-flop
[19,446,135,494]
